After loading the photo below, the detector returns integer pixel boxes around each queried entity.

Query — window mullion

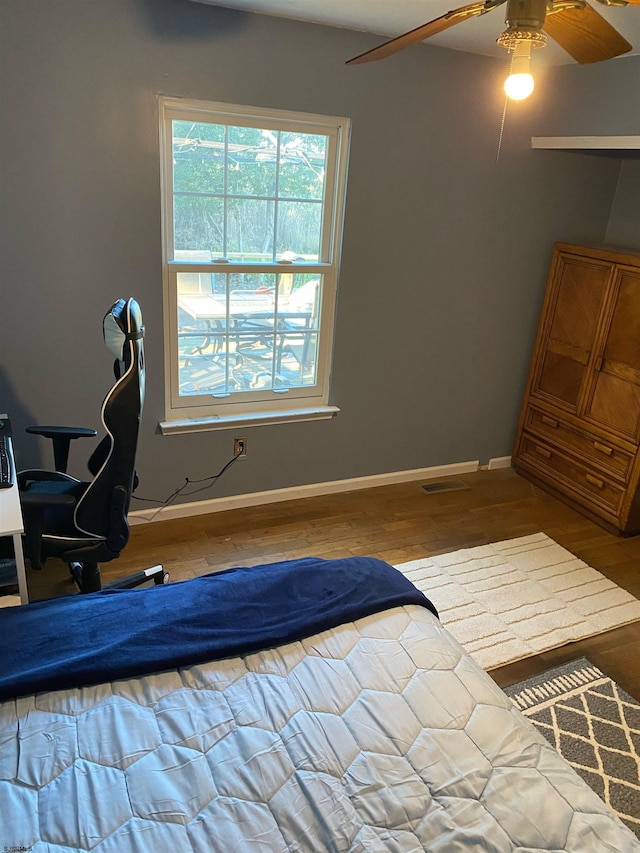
[273,130,281,261]
[223,126,229,259]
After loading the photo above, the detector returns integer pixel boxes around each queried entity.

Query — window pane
[173,120,225,194]
[174,195,224,255]
[228,271,275,293]
[278,132,327,200]
[176,271,322,396]
[276,201,322,261]
[227,198,274,261]
[284,330,318,384]
[178,345,230,396]
[172,121,326,262]
[227,125,277,198]
[277,275,320,384]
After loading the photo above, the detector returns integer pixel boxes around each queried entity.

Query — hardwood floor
[26,467,640,697]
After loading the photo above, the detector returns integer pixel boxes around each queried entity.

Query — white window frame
[159,96,350,433]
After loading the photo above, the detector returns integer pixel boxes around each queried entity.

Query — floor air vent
[421,479,470,494]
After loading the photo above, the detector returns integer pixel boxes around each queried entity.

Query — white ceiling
[192,0,640,66]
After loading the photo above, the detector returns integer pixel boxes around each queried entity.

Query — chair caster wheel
[152,570,170,585]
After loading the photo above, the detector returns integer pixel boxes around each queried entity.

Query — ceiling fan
[346,0,638,99]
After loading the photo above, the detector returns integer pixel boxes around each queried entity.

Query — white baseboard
[129,459,480,525]
[487,456,512,470]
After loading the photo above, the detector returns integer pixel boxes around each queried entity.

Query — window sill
[159,405,340,435]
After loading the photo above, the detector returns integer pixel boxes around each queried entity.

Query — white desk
[0,425,29,605]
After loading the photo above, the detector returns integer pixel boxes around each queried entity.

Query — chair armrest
[26,425,97,473]
[26,425,97,439]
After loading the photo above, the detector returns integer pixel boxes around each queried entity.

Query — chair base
[103,564,169,590]
[69,561,169,593]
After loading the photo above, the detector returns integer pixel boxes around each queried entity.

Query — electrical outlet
[234,436,247,458]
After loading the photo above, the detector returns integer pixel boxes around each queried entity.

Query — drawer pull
[541,415,559,428]
[593,441,613,456]
[585,473,604,489]
[534,445,552,459]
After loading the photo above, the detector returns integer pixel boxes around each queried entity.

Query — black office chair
[18,297,167,594]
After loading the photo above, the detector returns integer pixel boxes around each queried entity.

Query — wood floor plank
[24,467,640,697]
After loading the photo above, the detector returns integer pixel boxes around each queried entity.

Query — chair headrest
[103,298,144,361]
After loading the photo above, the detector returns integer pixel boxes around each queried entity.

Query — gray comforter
[2,604,638,851]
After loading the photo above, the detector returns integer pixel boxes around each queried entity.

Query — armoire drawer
[524,406,634,482]
[518,434,625,517]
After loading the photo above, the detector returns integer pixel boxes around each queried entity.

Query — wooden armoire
[512,242,640,535]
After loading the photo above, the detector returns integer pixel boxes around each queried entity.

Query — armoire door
[584,266,640,441]
[530,251,611,412]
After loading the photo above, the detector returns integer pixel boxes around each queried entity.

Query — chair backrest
[73,298,145,541]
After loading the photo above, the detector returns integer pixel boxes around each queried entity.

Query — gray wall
[536,54,640,255]
[534,54,640,138]
[606,161,640,250]
[0,0,624,506]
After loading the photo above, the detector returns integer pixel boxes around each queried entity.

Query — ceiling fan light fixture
[504,39,535,99]
[500,33,543,100]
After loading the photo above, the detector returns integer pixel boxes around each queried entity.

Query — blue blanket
[0,556,437,701]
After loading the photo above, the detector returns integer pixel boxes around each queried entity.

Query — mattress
[1,557,638,852]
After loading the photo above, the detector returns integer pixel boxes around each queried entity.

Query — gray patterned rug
[504,658,640,838]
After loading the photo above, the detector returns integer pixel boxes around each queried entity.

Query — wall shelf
[532,136,640,150]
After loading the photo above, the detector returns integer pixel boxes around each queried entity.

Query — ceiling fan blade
[543,3,632,63]
[346,1,492,65]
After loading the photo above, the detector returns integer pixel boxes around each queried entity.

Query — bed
[1,555,638,852]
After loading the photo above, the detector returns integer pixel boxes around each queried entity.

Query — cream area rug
[395,532,640,671]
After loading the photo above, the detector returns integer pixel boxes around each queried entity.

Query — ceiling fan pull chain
[496,96,509,163]
[495,46,517,163]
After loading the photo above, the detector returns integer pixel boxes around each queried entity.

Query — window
[159,97,350,432]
